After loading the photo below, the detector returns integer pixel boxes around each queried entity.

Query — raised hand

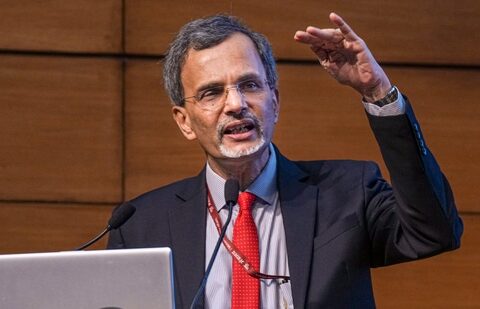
[294,12,391,102]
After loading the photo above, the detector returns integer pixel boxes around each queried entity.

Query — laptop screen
[0,248,175,309]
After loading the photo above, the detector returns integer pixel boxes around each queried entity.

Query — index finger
[294,28,340,44]
[329,12,360,42]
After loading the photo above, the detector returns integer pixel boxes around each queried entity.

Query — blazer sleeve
[365,97,463,267]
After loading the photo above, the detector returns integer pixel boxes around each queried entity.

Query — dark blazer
[108,101,463,308]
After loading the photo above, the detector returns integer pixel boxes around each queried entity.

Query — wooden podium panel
[0,55,123,203]
[0,202,115,254]
[124,0,480,65]
[0,0,122,53]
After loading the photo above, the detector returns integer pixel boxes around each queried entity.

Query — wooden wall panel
[387,67,480,214]
[0,202,115,254]
[125,0,232,55]
[0,55,123,203]
[124,60,204,199]
[124,0,480,65]
[372,214,480,308]
[0,0,122,53]
[276,64,480,213]
[124,60,480,212]
[0,3,476,307]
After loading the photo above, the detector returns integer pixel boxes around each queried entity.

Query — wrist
[372,85,398,107]
[362,81,392,103]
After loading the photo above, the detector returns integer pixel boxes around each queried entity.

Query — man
[108,13,463,308]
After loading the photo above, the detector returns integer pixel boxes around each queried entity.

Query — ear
[172,105,197,140]
[272,88,280,123]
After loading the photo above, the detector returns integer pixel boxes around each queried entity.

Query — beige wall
[0,1,479,307]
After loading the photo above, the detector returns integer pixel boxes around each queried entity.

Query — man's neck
[207,146,270,191]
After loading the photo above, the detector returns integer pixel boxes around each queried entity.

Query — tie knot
[237,191,256,212]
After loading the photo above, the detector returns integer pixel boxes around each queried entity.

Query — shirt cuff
[362,86,406,116]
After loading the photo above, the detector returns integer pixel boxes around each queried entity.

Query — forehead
[181,32,266,88]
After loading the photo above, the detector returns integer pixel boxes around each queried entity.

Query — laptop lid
[0,247,175,309]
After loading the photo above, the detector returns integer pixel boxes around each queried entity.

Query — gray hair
[163,15,278,106]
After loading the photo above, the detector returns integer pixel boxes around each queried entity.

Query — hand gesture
[294,13,391,102]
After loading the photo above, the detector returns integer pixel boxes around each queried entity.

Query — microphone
[75,202,136,251]
[190,179,239,309]
[224,178,240,206]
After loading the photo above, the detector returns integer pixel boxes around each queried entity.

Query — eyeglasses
[182,78,272,111]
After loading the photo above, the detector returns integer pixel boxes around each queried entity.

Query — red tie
[232,192,259,309]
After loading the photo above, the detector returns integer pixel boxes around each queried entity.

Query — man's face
[172,33,279,163]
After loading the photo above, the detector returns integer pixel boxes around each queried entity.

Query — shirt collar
[206,143,278,211]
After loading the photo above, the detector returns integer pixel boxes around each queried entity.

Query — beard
[219,134,266,158]
[217,112,266,159]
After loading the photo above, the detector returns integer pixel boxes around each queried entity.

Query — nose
[223,85,247,114]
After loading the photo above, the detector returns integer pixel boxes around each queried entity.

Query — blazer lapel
[276,151,318,309]
[168,170,208,308]
[166,152,318,308]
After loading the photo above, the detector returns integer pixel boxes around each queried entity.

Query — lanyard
[207,190,290,282]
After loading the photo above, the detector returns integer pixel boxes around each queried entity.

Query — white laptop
[0,247,175,309]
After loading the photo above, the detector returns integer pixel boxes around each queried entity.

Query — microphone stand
[190,202,234,309]
[74,202,136,251]
[75,227,110,251]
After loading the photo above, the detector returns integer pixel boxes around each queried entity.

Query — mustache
[217,112,262,138]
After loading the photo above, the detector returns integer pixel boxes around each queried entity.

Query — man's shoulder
[288,158,381,183]
[129,173,204,209]
[273,145,381,181]
[292,158,378,172]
